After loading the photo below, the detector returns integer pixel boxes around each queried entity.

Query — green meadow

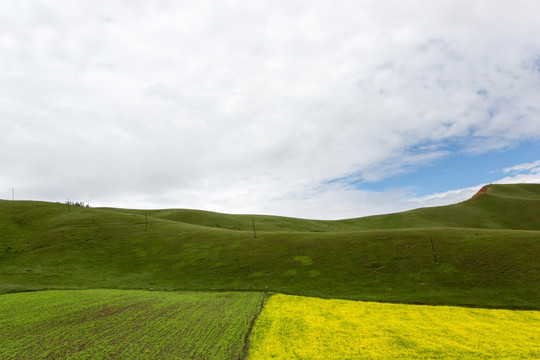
[1,183,539,358]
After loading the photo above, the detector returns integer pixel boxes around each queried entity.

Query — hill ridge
[85,183,539,232]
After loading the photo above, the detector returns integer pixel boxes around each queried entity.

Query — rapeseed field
[248,294,540,359]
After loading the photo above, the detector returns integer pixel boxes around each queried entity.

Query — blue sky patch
[350,140,540,196]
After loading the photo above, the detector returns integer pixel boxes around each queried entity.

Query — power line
[430,236,438,263]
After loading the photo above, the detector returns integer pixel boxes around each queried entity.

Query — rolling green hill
[343,183,540,230]
[1,183,539,309]
[100,183,540,231]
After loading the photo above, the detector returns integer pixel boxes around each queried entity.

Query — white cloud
[496,161,540,184]
[502,160,540,174]
[1,0,540,218]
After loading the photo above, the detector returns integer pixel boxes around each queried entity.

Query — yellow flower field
[248,294,540,359]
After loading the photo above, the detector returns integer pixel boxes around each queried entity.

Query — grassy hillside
[102,183,540,231]
[0,289,266,360]
[344,183,540,230]
[1,184,539,308]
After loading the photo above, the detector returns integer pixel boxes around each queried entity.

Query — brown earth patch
[472,185,490,199]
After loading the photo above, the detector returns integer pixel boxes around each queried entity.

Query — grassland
[248,294,540,360]
[1,184,539,308]
[0,289,266,360]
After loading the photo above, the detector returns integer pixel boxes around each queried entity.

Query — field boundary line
[241,292,270,360]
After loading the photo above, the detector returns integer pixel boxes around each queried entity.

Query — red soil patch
[472,185,490,199]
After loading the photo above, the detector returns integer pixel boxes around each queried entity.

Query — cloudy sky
[2,0,540,219]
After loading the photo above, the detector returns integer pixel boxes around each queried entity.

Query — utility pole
[252,219,257,239]
[12,188,14,201]
[430,236,438,263]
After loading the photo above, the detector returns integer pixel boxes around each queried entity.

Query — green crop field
[1,183,540,358]
[0,289,266,360]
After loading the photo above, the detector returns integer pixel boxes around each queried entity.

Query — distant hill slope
[341,183,540,231]
[1,183,539,309]
[102,183,540,231]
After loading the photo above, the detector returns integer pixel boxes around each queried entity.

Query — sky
[1,0,540,219]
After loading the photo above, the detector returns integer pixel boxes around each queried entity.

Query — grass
[247,294,540,360]
[0,289,267,360]
[1,184,539,308]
